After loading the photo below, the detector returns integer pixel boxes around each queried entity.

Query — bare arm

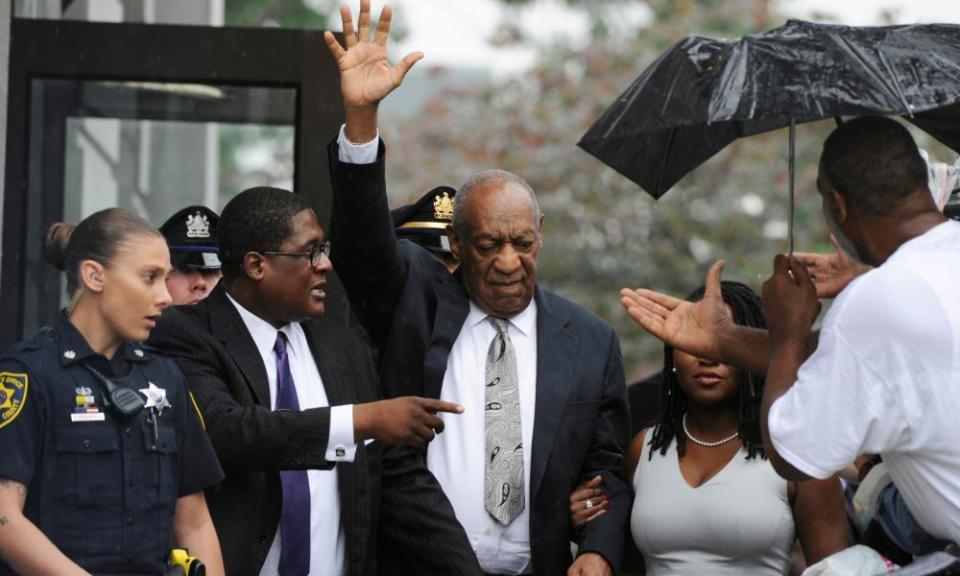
[0,478,89,576]
[761,255,821,481]
[791,476,850,565]
[762,338,814,480]
[172,491,225,576]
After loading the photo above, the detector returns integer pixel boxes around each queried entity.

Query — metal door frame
[2,19,345,348]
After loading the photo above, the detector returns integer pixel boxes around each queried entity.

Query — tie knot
[489,317,511,335]
[274,331,289,358]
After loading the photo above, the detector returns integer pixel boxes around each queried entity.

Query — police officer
[0,208,225,575]
[391,186,459,273]
[159,205,222,306]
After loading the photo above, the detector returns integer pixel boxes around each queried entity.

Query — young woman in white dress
[571,282,849,575]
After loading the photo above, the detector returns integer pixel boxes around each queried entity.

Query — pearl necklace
[682,413,739,447]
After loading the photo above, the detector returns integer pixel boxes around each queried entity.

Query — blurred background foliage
[379,0,953,377]
[223,0,953,378]
[382,0,825,378]
[225,0,330,28]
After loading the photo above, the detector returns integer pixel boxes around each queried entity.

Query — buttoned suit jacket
[328,140,632,576]
[150,286,481,576]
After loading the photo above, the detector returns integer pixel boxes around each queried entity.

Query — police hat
[159,205,221,271]
[391,186,456,254]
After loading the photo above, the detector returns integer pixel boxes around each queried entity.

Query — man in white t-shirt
[621,116,960,544]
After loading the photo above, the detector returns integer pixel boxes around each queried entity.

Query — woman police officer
[0,209,225,575]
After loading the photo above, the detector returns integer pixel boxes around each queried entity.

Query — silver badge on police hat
[185,212,211,239]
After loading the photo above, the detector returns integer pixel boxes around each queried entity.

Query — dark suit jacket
[328,140,632,576]
[150,286,481,576]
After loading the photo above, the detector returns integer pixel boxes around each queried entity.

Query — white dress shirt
[337,126,540,574]
[428,301,538,574]
[226,294,355,576]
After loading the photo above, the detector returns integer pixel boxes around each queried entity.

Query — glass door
[2,19,345,347]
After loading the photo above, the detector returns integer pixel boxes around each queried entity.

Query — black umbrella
[578,19,960,249]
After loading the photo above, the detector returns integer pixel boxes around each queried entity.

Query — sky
[325,0,960,74]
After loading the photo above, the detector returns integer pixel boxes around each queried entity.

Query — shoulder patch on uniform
[0,372,28,429]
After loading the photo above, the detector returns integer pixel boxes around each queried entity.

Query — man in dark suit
[150,187,482,576]
[323,4,631,575]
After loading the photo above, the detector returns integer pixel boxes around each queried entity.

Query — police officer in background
[160,205,222,306]
[0,208,225,575]
[391,186,459,273]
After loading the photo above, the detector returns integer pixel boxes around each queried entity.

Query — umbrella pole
[788,118,796,256]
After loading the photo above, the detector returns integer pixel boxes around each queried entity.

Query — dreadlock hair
[648,281,768,461]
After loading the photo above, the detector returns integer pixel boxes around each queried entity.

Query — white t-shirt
[768,220,960,543]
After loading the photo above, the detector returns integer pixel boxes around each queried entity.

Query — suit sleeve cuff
[337,124,380,164]
[326,404,358,462]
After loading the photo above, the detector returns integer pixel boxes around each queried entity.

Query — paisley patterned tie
[484,317,525,526]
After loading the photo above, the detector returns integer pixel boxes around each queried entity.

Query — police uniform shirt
[0,313,224,575]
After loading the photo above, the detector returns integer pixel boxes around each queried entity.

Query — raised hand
[620,260,732,361]
[324,1,423,111]
[793,234,870,299]
[762,254,820,350]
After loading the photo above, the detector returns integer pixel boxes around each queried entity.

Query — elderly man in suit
[324,3,631,575]
[150,186,482,576]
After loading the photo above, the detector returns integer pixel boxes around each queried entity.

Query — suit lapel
[207,287,271,407]
[530,288,577,505]
[423,272,470,400]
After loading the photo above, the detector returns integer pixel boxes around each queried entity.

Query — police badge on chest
[71,385,106,423]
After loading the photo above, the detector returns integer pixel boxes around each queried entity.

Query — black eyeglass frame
[262,240,330,268]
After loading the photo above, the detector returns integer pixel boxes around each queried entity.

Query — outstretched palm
[324,1,423,109]
[793,234,869,299]
[620,260,732,361]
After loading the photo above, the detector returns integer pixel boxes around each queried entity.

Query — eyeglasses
[263,240,330,268]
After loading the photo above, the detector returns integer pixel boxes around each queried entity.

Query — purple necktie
[275,332,310,576]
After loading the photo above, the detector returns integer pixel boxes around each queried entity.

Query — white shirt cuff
[326,404,358,462]
[337,124,380,165]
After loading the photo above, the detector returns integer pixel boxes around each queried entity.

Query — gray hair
[452,169,541,237]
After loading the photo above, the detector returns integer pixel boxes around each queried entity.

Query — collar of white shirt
[225,292,299,360]
[464,297,537,337]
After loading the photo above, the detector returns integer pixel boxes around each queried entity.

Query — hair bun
[43,222,76,271]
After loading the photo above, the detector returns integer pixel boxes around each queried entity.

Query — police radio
[81,362,145,420]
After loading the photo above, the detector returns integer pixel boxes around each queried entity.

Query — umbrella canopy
[578,19,960,199]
